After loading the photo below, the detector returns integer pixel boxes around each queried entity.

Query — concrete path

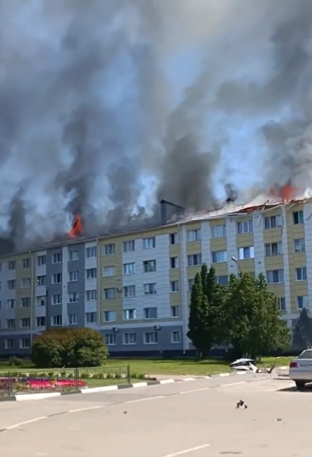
[0,373,308,456]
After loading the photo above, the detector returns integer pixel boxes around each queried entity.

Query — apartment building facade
[0,198,311,356]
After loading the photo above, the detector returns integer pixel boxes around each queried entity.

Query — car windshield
[298,350,312,359]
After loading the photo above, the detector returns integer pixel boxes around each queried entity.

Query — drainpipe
[30,250,34,344]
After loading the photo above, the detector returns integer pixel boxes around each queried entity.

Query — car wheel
[295,381,306,390]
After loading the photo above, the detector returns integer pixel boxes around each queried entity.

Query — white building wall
[179,225,190,351]
[226,217,238,276]
[304,201,312,314]
[0,259,17,329]
[253,211,266,277]
[34,250,47,320]
[62,247,69,326]
[84,241,98,314]
[281,205,292,316]
[201,221,211,265]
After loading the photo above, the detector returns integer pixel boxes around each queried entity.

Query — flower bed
[0,376,86,391]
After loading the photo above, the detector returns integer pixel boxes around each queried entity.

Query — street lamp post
[231,256,242,278]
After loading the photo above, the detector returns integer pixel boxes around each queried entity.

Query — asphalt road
[0,373,309,456]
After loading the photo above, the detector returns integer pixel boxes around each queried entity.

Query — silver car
[289,349,312,390]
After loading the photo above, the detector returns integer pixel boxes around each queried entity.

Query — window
[216,275,229,285]
[212,250,227,263]
[20,338,30,349]
[123,240,135,252]
[238,246,255,260]
[36,317,46,327]
[0,263,2,271]
[52,273,62,284]
[104,243,115,255]
[8,260,16,270]
[22,258,30,268]
[170,257,179,268]
[21,318,30,328]
[123,263,135,275]
[143,307,158,319]
[37,255,46,266]
[7,280,15,290]
[188,279,195,291]
[85,312,96,323]
[237,219,253,234]
[21,297,30,308]
[277,297,286,311]
[6,319,15,329]
[293,210,304,225]
[170,280,179,292]
[186,229,201,242]
[69,270,79,282]
[211,224,226,238]
[143,283,157,295]
[5,339,14,349]
[123,309,136,320]
[265,242,282,257]
[143,260,156,273]
[69,292,79,303]
[68,314,78,325]
[36,296,46,307]
[187,254,202,266]
[51,315,62,326]
[143,237,156,249]
[266,269,284,284]
[296,267,307,281]
[36,275,46,286]
[171,305,180,318]
[103,266,115,277]
[144,332,158,344]
[21,278,31,289]
[86,268,97,279]
[52,294,62,305]
[86,290,97,301]
[103,311,116,322]
[69,250,79,261]
[123,285,136,298]
[20,318,30,329]
[171,331,181,344]
[264,215,282,229]
[294,238,305,253]
[169,233,178,245]
[52,252,62,264]
[104,288,116,299]
[297,296,309,310]
[86,247,97,258]
[105,334,116,346]
[123,333,137,345]
[6,299,15,309]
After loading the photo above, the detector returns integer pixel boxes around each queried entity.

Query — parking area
[0,374,310,456]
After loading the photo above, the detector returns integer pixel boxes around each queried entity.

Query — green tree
[221,273,290,359]
[31,328,108,368]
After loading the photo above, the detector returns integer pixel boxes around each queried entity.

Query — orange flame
[269,183,297,201]
[69,214,83,238]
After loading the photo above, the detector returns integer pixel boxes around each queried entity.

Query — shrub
[8,356,24,367]
[31,328,108,368]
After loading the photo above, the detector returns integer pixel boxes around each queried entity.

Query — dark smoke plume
[0,0,312,253]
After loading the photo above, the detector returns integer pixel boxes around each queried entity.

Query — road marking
[6,416,48,430]
[221,381,246,387]
[163,444,210,456]
[125,395,164,404]
[179,387,211,395]
[68,406,105,413]
[219,373,230,377]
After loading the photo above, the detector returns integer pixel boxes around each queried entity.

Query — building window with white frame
[170,280,179,292]
[69,270,79,282]
[6,299,15,309]
[36,296,46,307]
[86,268,97,280]
[144,332,158,344]
[104,288,116,299]
[69,292,79,303]
[277,297,286,312]
[212,250,227,263]
[237,219,253,234]
[52,252,62,264]
[105,334,116,346]
[143,307,158,319]
[297,296,308,309]
[7,280,15,290]
[37,255,46,266]
[143,283,157,295]
[143,259,156,273]
[296,267,307,281]
[37,275,46,285]
[103,311,116,322]
[169,233,178,245]
[22,258,30,268]
[86,246,97,258]
[216,275,228,285]
[123,333,137,345]
[68,314,78,325]
[123,309,136,320]
[170,257,179,268]
[123,285,136,298]
[187,254,202,266]
[171,330,181,344]
[8,260,16,270]
[264,214,282,229]
[123,263,136,275]
[186,229,201,242]
[238,246,255,260]
[103,266,115,277]
[6,319,15,329]
[52,294,62,305]
[265,242,282,257]
[20,338,30,349]
[36,317,46,327]
[5,339,14,349]
[103,243,115,255]
[188,279,195,291]
[86,290,97,301]
[143,237,156,249]
[171,305,180,318]
[21,278,31,289]
[21,297,30,308]
[266,269,284,284]
[294,238,305,253]
[21,318,30,328]
[69,250,79,261]
[51,315,62,326]
[211,224,226,238]
[123,240,135,252]
[85,312,96,323]
[293,210,304,225]
[52,273,62,284]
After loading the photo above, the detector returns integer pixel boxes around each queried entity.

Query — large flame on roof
[269,183,297,201]
[69,214,83,238]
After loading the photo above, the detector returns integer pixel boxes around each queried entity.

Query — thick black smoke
[0,0,312,253]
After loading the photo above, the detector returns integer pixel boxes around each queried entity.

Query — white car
[289,349,312,389]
